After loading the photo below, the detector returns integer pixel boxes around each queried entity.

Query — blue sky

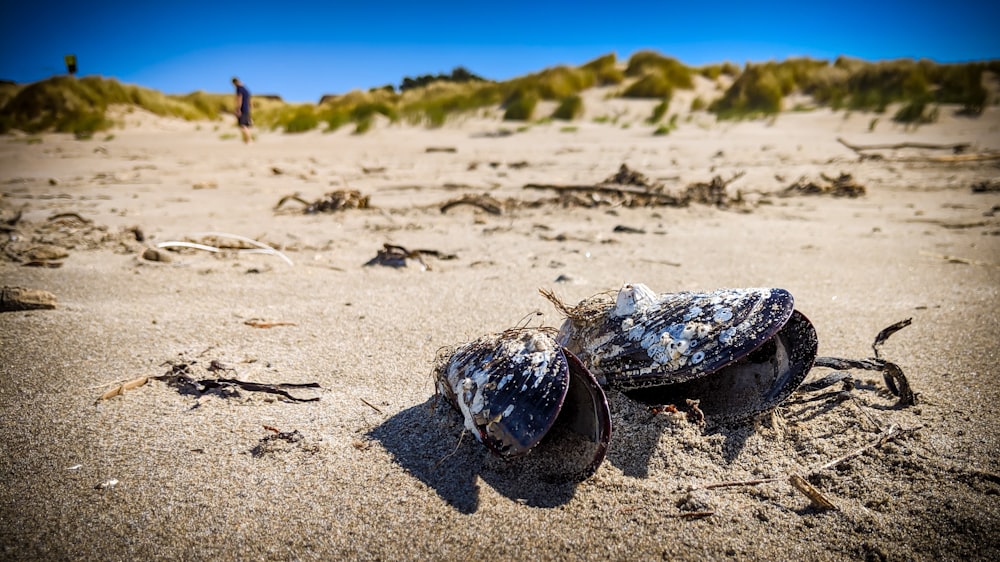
[2,1,997,103]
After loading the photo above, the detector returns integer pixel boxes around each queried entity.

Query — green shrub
[893,100,938,124]
[508,66,594,100]
[625,51,694,89]
[503,90,538,120]
[552,94,583,120]
[648,97,670,123]
[283,106,319,133]
[653,124,671,136]
[322,108,351,131]
[623,73,674,98]
[699,62,740,80]
[580,53,624,85]
[690,96,707,111]
[709,64,784,118]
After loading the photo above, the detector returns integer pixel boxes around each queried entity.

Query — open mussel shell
[551,283,817,422]
[435,329,611,481]
[626,310,817,423]
[555,284,797,390]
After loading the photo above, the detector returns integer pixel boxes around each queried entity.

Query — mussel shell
[626,310,818,423]
[556,285,796,391]
[435,330,612,478]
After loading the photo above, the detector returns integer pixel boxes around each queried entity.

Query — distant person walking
[232,77,252,144]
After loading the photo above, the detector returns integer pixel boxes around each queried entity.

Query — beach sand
[2,93,999,560]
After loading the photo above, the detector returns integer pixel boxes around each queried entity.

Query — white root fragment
[192,231,293,266]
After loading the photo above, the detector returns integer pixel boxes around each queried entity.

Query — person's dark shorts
[238,113,252,127]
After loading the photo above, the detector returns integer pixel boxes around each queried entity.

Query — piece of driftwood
[1,286,57,311]
[525,165,748,208]
[837,137,972,154]
[440,193,504,215]
[838,137,1000,162]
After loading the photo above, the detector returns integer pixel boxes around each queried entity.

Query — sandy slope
[1,101,999,561]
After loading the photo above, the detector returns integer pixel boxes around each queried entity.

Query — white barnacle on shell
[682,324,698,339]
[713,307,734,323]
[612,283,657,318]
[683,306,702,321]
[691,351,705,364]
[719,327,737,344]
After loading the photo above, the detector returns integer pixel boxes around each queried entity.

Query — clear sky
[2,1,997,103]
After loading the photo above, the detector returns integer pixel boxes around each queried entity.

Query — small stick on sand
[700,477,783,490]
[788,473,837,511]
[360,398,384,414]
[95,376,150,403]
[808,424,916,474]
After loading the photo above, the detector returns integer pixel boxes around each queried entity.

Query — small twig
[700,477,783,490]
[244,319,297,328]
[676,511,715,519]
[808,424,916,474]
[788,473,837,511]
[360,398,384,414]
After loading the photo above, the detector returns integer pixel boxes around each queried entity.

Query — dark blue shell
[555,285,796,391]
[436,330,570,459]
[435,329,612,479]
[625,310,818,423]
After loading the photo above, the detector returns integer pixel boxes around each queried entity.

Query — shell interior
[625,310,818,423]
[510,349,611,481]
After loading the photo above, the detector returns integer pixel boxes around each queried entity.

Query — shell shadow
[367,398,579,513]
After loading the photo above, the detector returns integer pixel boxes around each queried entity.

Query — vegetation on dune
[0,75,225,136]
[625,51,694,89]
[579,53,625,86]
[552,94,584,120]
[398,66,485,92]
[0,55,996,135]
[709,57,997,120]
[502,89,538,121]
[648,97,671,123]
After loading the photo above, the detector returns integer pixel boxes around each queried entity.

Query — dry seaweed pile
[275,189,371,214]
[780,173,866,198]
[1,210,144,266]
